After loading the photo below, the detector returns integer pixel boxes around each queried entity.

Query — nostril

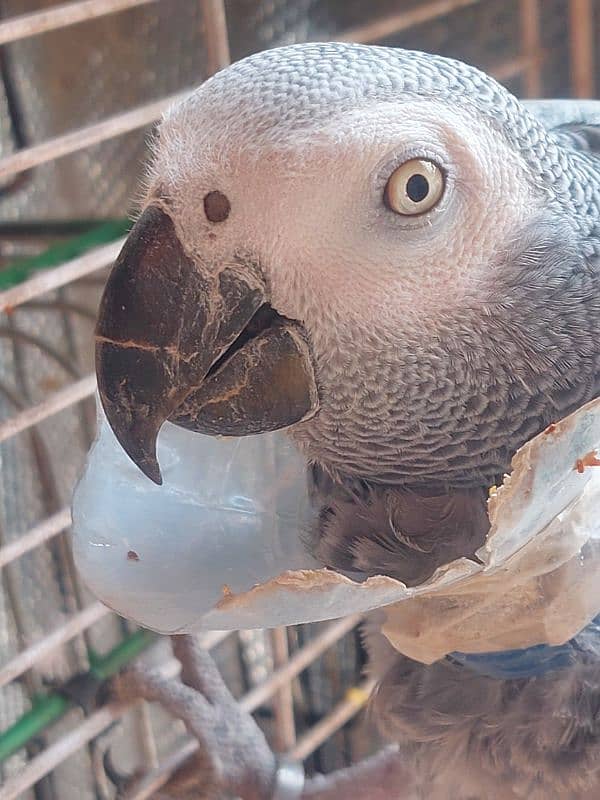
[204,190,231,222]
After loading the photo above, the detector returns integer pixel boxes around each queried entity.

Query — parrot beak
[95,206,319,484]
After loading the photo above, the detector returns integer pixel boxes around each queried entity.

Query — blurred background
[0,1,597,798]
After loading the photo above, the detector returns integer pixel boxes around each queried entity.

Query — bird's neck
[292,217,600,489]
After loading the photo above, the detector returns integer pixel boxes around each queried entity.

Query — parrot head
[96,43,600,486]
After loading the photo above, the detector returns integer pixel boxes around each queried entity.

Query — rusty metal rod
[0,0,158,46]
[270,628,297,752]
[0,508,71,570]
[0,239,121,312]
[519,0,542,97]
[5,618,360,800]
[200,0,230,74]
[569,0,595,97]
[0,603,109,689]
[337,0,481,43]
[0,374,96,443]
[0,89,190,181]
[287,680,375,761]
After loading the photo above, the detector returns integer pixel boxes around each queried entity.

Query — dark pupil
[406,173,430,203]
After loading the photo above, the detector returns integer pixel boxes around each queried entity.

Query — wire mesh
[0,1,597,798]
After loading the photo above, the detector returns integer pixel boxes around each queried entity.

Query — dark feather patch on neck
[308,467,488,586]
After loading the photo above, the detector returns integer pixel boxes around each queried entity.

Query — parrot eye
[384,159,445,216]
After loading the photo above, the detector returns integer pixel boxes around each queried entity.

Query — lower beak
[95,206,318,484]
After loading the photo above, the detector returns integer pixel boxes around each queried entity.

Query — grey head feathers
[186,44,600,245]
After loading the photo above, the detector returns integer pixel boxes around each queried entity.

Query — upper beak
[95,206,318,484]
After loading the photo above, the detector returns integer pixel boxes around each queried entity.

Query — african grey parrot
[94,44,600,799]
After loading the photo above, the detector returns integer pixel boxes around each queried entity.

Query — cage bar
[0,91,190,181]
[520,0,542,96]
[287,679,375,762]
[569,0,596,97]
[0,508,71,569]
[2,619,357,798]
[0,603,108,689]
[0,374,96,443]
[0,0,159,46]
[337,0,483,43]
[270,628,297,752]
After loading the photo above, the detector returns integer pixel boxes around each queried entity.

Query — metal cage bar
[2,618,358,800]
[0,0,159,46]
[520,0,543,96]
[0,603,109,690]
[0,0,596,796]
[0,507,71,569]
[0,91,189,180]
[336,0,483,43]
[569,0,596,96]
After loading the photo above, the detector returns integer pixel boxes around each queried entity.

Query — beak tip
[143,462,163,486]
[119,437,163,485]
[121,438,163,486]
[96,391,164,486]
